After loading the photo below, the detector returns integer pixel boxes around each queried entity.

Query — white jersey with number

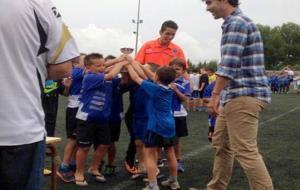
[0,0,79,145]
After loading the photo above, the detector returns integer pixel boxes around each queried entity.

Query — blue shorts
[208,115,216,129]
[133,117,148,141]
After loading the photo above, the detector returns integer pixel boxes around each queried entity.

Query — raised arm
[123,55,147,79]
[140,64,156,81]
[104,56,125,67]
[104,61,128,80]
[126,64,143,85]
[130,60,148,80]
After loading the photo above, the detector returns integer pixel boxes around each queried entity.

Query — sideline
[106,105,300,190]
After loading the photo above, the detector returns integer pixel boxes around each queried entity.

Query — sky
[52,0,300,64]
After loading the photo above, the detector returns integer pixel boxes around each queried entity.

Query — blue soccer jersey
[132,80,152,140]
[172,76,190,117]
[134,81,151,119]
[76,72,112,122]
[203,81,216,99]
[70,67,84,96]
[140,80,175,138]
[203,81,217,129]
[67,67,84,108]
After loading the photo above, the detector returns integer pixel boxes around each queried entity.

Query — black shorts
[65,107,79,139]
[109,120,121,142]
[175,116,188,137]
[199,90,205,98]
[144,131,176,148]
[77,120,111,148]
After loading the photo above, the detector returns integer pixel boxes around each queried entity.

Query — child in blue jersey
[131,63,159,180]
[268,72,277,94]
[203,81,216,142]
[169,58,190,173]
[277,72,288,94]
[57,53,86,182]
[102,55,126,176]
[125,60,180,190]
[74,53,127,186]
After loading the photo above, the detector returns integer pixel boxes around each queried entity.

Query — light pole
[132,0,143,55]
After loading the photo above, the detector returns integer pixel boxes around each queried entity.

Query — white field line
[106,105,300,190]
[259,105,300,126]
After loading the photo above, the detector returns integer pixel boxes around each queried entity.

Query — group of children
[54,52,196,190]
[188,67,217,141]
[268,67,295,94]
[268,71,291,94]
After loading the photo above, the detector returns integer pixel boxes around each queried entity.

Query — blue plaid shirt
[217,9,271,105]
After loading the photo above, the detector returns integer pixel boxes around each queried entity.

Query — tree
[280,23,300,65]
[258,22,300,70]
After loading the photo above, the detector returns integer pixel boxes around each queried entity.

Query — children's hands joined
[115,55,126,62]
[121,55,134,63]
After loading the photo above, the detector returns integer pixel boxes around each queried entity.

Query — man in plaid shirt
[190,0,274,190]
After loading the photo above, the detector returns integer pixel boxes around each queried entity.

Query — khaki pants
[207,96,274,190]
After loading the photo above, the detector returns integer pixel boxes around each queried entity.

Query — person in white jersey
[0,0,79,189]
[189,68,201,111]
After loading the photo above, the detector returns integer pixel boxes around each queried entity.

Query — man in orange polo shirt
[135,20,187,67]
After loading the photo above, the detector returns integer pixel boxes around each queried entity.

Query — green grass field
[44,92,300,190]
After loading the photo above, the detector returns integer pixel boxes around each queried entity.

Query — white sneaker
[161,179,180,190]
[142,185,160,190]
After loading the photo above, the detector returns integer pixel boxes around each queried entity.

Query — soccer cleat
[161,179,181,190]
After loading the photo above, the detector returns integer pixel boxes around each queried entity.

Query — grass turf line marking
[259,105,300,127]
[106,105,300,190]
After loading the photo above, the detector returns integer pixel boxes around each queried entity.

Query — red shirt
[135,39,187,67]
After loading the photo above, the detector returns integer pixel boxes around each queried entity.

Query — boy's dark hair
[84,53,103,66]
[146,62,159,72]
[228,0,239,7]
[160,20,178,33]
[202,0,239,7]
[156,66,176,85]
[104,55,116,61]
[169,58,186,70]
